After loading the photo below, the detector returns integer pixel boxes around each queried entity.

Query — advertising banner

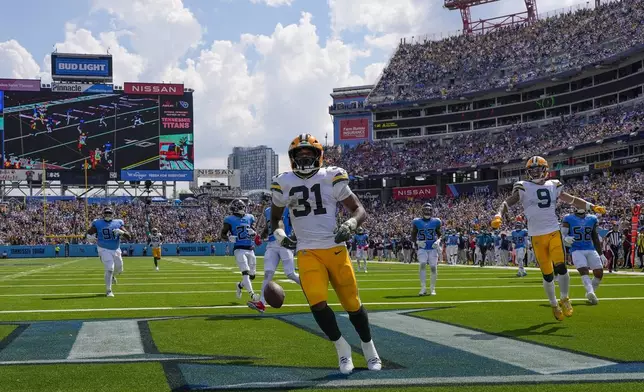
[498,176,520,186]
[446,180,498,198]
[560,165,590,176]
[51,54,112,81]
[0,169,44,182]
[353,189,382,204]
[0,78,41,92]
[339,118,369,140]
[51,82,113,94]
[593,161,612,170]
[195,169,236,177]
[120,170,194,181]
[124,82,184,96]
[392,185,437,200]
[160,95,193,131]
[0,90,3,111]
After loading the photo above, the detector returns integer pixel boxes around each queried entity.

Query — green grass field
[1,256,643,391]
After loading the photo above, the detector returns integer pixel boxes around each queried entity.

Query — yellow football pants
[530,231,565,276]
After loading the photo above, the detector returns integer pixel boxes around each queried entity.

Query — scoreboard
[1,85,194,183]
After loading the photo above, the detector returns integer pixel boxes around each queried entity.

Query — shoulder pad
[512,181,526,192]
[331,167,349,185]
[550,179,563,187]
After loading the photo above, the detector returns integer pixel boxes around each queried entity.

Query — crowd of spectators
[368,0,644,103]
[1,170,641,246]
[326,101,644,176]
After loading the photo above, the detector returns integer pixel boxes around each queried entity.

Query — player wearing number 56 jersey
[87,207,131,297]
[492,156,606,321]
[562,211,604,305]
[270,133,381,375]
[412,203,442,296]
[221,200,261,311]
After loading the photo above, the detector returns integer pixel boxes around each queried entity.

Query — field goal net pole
[631,204,641,272]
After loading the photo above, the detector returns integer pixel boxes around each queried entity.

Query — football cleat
[419,289,427,296]
[106,290,114,298]
[247,300,265,313]
[559,298,574,317]
[334,337,354,375]
[430,289,436,296]
[236,283,243,299]
[586,292,599,305]
[361,340,382,371]
[552,305,564,321]
[155,266,159,271]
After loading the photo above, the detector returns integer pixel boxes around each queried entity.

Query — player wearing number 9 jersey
[491,156,607,321]
[270,133,381,375]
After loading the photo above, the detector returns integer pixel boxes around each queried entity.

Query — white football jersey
[514,179,564,236]
[271,167,353,251]
[149,234,163,248]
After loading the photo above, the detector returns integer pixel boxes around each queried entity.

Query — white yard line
[1,296,643,314]
[0,258,88,282]
[1,282,644,297]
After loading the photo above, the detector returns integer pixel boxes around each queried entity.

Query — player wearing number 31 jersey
[491,156,606,321]
[270,133,381,375]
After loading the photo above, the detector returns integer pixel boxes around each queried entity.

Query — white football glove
[246,228,256,237]
[86,234,96,243]
[563,236,575,247]
[334,218,358,244]
[228,235,237,243]
[416,241,426,249]
[273,228,287,243]
[432,240,441,249]
[113,229,125,237]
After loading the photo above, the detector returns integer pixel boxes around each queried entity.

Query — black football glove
[334,218,358,244]
[281,234,297,250]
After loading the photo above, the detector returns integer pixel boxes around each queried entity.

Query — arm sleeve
[271,177,287,207]
[331,167,353,201]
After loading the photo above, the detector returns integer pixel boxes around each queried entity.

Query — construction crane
[444,0,538,35]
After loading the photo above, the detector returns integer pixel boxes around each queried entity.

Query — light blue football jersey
[224,213,256,249]
[562,213,598,251]
[92,219,125,250]
[264,207,292,242]
[413,217,441,248]
[511,229,529,249]
[354,233,369,247]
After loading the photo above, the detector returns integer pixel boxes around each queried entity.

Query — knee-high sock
[419,263,427,288]
[543,279,557,306]
[581,275,594,294]
[558,271,570,299]
[592,277,602,290]
[241,274,253,294]
[430,266,437,290]
[312,305,342,341]
[348,306,372,343]
[105,270,114,291]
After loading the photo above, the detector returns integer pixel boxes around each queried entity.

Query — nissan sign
[124,82,185,96]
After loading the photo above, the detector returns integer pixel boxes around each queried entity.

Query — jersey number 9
[536,189,551,208]
[101,228,112,240]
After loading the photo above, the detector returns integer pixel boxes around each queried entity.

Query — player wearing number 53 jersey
[270,133,381,375]
[492,156,606,321]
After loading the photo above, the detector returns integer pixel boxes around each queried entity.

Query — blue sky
[0,0,583,169]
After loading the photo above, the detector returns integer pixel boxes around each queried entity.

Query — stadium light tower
[444,0,538,35]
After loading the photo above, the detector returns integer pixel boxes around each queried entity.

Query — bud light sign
[51,53,113,82]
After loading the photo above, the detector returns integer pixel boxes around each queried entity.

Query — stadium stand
[367,0,644,104]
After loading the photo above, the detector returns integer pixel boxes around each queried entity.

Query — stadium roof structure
[330,85,374,99]
[444,0,538,35]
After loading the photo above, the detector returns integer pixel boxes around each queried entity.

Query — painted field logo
[2,311,644,390]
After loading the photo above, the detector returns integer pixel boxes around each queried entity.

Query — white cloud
[91,0,203,78]
[164,11,370,166]
[250,0,294,7]
[52,23,146,84]
[0,40,41,79]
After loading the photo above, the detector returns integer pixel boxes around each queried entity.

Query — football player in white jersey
[270,134,381,375]
[491,156,606,321]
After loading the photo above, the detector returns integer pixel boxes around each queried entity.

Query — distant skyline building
[227,145,279,191]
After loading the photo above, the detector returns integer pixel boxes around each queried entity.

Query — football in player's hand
[264,281,285,308]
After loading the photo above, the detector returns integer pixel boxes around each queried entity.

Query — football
[264,281,285,308]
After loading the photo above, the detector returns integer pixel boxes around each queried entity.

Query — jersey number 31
[289,184,327,217]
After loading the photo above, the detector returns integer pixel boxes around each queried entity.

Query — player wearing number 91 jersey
[87,207,131,297]
[491,156,607,322]
[270,133,381,375]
